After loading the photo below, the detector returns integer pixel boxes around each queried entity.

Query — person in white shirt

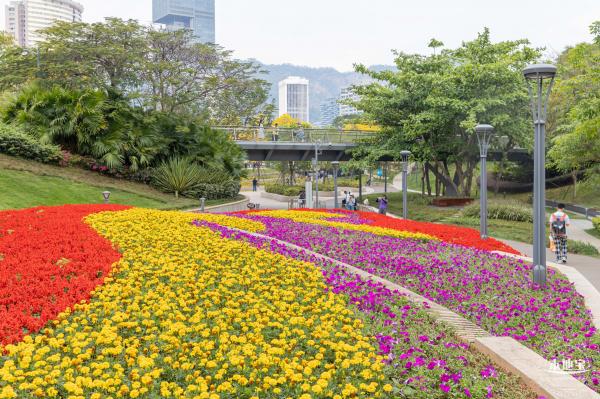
[549,203,571,264]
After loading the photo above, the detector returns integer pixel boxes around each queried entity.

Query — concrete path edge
[212,225,599,399]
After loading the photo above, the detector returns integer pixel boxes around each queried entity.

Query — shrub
[593,217,600,233]
[187,167,241,200]
[568,240,600,258]
[265,184,303,197]
[462,202,533,222]
[152,157,241,200]
[0,123,62,164]
[151,157,203,198]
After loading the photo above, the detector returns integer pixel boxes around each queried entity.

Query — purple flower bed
[195,220,536,398]
[213,214,600,391]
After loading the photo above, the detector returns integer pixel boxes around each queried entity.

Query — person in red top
[550,203,571,264]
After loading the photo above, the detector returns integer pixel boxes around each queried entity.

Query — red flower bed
[359,212,520,254]
[0,204,128,345]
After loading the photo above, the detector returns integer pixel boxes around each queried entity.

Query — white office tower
[278,76,310,123]
[339,87,363,117]
[4,0,83,47]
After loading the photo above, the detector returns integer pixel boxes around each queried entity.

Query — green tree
[351,29,539,196]
[548,21,600,173]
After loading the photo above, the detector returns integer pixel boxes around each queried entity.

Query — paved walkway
[569,218,600,251]
[501,239,600,291]
[391,172,421,193]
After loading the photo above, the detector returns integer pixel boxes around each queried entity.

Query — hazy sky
[1,0,599,71]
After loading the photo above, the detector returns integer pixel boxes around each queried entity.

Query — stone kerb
[221,227,599,399]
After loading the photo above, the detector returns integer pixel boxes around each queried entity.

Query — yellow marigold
[253,210,434,241]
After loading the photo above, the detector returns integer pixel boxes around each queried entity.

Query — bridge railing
[213,126,377,144]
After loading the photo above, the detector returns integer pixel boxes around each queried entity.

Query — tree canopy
[350,29,540,196]
[548,21,600,173]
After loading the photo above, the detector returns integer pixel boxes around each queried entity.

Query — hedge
[462,202,533,223]
[593,217,600,233]
[0,123,62,164]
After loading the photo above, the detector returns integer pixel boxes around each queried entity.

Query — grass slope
[0,155,242,210]
[0,169,166,209]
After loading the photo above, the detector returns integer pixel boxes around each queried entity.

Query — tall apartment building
[278,76,309,123]
[319,98,339,127]
[4,0,83,47]
[153,0,216,44]
[339,87,363,117]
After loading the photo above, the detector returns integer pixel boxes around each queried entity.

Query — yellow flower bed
[255,210,347,222]
[254,210,435,241]
[0,208,386,399]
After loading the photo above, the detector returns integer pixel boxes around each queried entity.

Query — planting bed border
[223,226,599,399]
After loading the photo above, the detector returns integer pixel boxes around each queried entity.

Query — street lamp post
[523,64,557,287]
[313,141,322,208]
[475,124,495,239]
[400,151,411,219]
[332,161,340,208]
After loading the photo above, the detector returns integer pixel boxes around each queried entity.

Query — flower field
[0,205,593,398]
[218,210,600,390]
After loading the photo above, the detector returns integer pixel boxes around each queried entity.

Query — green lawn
[0,169,167,209]
[0,154,244,210]
[586,228,600,240]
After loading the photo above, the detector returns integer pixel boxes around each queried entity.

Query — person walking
[550,203,571,264]
[298,189,306,208]
[257,121,265,141]
[252,177,258,192]
[272,123,279,141]
[341,190,348,208]
[376,195,388,215]
[296,123,305,142]
[346,195,356,211]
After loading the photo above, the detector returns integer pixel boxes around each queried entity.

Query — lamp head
[400,150,411,162]
[331,161,340,169]
[523,64,557,80]
[475,124,495,135]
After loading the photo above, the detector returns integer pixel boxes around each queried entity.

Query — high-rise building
[4,0,83,48]
[339,87,363,117]
[153,0,215,44]
[278,76,309,123]
[319,98,339,127]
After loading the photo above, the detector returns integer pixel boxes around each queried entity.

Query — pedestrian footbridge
[214,126,375,162]
[215,126,533,163]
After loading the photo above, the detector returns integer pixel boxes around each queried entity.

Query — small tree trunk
[572,171,577,201]
[425,163,432,196]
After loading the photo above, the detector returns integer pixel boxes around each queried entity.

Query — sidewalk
[501,239,600,291]
[569,218,600,251]
[392,173,421,193]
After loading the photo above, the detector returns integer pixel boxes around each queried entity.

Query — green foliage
[568,240,600,257]
[592,217,600,232]
[151,157,203,198]
[548,21,600,173]
[184,168,241,200]
[0,123,61,164]
[152,157,240,200]
[351,29,539,197]
[265,184,303,196]
[462,202,533,222]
